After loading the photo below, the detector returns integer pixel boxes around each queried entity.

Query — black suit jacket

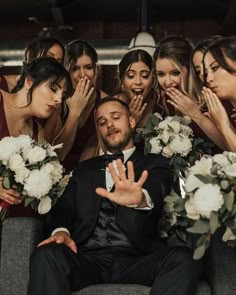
[47,149,173,254]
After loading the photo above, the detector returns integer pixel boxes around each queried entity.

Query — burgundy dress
[62,90,101,172]
[0,76,8,92]
[0,92,41,218]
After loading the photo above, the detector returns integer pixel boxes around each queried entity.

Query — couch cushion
[74,284,150,295]
[0,217,44,295]
[74,281,211,295]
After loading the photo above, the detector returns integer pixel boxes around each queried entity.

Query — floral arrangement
[0,135,71,221]
[161,152,236,259]
[136,113,213,181]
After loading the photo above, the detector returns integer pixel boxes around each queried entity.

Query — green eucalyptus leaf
[224,218,236,229]
[164,195,180,203]
[173,198,186,212]
[145,142,152,154]
[193,244,207,260]
[2,177,11,189]
[145,119,155,130]
[150,114,161,126]
[176,229,188,243]
[187,220,210,234]
[209,212,219,234]
[230,228,236,236]
[224,191,234,211]
[194,174,212,184]
[231,204,236,216]
[24,197,35,207]
[196,234,208,247]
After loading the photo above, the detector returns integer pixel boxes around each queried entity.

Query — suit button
[107,237,112,242]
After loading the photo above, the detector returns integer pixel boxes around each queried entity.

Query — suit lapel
[92,157,106,208]
[125,149,144,180]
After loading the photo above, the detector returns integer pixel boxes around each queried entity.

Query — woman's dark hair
[191,36,222,59]
[203,36,236,83]
[153,35,193,70]
[64,39,98,72]
[24,37,65,63]
[118,49,153,82]
[12,57,73,106]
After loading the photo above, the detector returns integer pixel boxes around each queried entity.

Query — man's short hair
[95,96,131,116]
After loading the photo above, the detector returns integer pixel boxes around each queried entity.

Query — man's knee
[166,246,203,273]
[30,243,66,268]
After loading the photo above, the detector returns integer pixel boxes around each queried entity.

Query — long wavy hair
[12,57,73,108]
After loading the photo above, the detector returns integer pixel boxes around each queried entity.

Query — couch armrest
[206,228,236,295]
[0,217,44,295]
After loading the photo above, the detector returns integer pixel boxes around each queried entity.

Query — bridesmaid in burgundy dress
[154,35,226,152]
[0,57,72,218]
[52,40,108,172]
[202,36,236,152]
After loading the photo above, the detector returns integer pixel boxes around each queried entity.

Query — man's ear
[129,116,136,129]
[24,76,33,92]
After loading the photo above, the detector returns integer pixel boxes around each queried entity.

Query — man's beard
[101,130,132,152]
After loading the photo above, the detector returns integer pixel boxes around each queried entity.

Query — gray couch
[0,217,235,295]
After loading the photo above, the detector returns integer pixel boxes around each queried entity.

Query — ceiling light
[128,0,156,57]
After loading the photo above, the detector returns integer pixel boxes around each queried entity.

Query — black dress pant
[27,244,202,295]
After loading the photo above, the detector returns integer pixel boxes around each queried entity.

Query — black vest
[80,198,134,249]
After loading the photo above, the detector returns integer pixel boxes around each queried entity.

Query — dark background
[0,0,236,93]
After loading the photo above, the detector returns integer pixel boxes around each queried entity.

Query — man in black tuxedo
[27,97,202,295]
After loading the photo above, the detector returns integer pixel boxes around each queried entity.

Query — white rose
[38,196,52,214]
[24,170,52,198]
[224,151,236,163]
[185,174,205,192]
[190,157,213,175]
[149,137,162,154]
[14,167,30,184]
[41,163,54,174]
[50,162,63,184]
[185,196,200,220]
[158,120,169,130]
[182,116,192,125]
[0,137,20,161]
[222,227,236,242]
[27,146,47,163]
[192,184,224,219]
[58,172,72,196]
[158,130,172,144]
[213,154,230,167]
[168,121,181,133]
[169,136,192,157]
[170,115,182,123]
[223,163,236,177]
[16,135,32,150]
[162,145,174,158]
[9,154,25,172]
[180,125,193,137]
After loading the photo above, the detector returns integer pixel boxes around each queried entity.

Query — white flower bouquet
[136,113,214,181]
[0,135,71,221]
[161,152,236,259]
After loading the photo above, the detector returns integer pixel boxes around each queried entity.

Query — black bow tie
[103,150,124,167]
